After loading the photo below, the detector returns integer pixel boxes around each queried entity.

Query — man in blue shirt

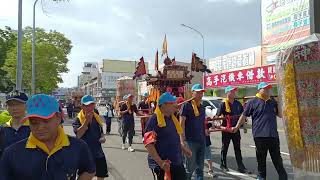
[138,92,151,141]
[0,94,95,180]
[119,94,143,152]
[234,82,287,180]
[180,84,206,180]
[144,92,191,180]
[217,86,250,173]
[0,91,30,157]
[73,95,109,180]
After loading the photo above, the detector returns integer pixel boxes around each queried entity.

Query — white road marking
[249,145,290,156]
[280,152,290,156]
[210,161,256,180]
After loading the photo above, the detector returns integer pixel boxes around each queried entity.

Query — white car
[202,96,223,119]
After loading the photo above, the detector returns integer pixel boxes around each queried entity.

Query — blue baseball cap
[23,94,59,121]
[143,92,149,97]
[6,90,28,103]
[258,82,272,90]
[225,86,238,93]
[81,95,95,105]
[191,84,205,92]
[123,95,128,100]
[158,92,177,105]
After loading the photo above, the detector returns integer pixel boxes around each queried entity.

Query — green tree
[204,89,213,96]
[0,27,16,93]
[3,27,72,94]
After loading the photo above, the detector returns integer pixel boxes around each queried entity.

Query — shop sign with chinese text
[204,65,276,88]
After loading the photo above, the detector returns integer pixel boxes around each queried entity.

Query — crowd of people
[142,82,287,180]
[0,81,288,180]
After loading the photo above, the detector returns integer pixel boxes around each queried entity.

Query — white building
[77,62,99,87]
[80,59,149,102]
[101,72,132,89]
[98,59,148,101]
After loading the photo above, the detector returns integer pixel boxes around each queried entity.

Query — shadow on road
[210,155,294,179]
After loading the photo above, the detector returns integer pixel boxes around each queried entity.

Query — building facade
[77,62,99,87]
[79,59,149,102]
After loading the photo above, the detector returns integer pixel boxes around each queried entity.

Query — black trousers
[104,116,112,133]
[122,123,134,145]
[67,110,73,118]
[117,118,123,136]
[254,137,287,180]
[221,131,246,170]
[95,156,109,178]
[152,165,186,180]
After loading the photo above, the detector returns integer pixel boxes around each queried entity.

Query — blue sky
[0,0,261,87]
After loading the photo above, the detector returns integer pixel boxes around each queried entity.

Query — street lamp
[32,0,40,95]
[181,24,205,62]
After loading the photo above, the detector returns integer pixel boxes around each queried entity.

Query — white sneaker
[121,144,126,150]
[128,146,135,152]
[208,170,218,177]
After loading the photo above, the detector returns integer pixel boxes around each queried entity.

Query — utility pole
[16,0,23,91]
[32,0,40,94]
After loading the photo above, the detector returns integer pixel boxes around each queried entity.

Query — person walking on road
[217,86,250,174]
[234,82,288,180]
[180,84,206,180]
[144,92,192,180]
[104,103,114,134]
[0,94,96,180]
[67,100,75,119]
[73,95,109,179]
[204,118,218,177]
[138,92,151,141]
[119,94,143,152]
[114,96,125,136]
[0,91,30,158]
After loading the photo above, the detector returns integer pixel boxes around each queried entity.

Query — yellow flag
[162,34,168,57]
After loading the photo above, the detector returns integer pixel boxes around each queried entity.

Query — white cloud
[136,32,146,40]
[111,6,132,21]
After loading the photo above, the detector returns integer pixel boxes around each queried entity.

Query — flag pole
[135,60,138,102]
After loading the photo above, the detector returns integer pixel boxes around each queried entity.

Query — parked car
[202,96,223,119]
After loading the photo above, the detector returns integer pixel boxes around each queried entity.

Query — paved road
[63,106,293,179]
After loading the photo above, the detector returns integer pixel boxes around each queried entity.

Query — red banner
[204,65,276,88]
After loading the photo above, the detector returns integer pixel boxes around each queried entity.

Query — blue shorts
[205,146,212,160]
